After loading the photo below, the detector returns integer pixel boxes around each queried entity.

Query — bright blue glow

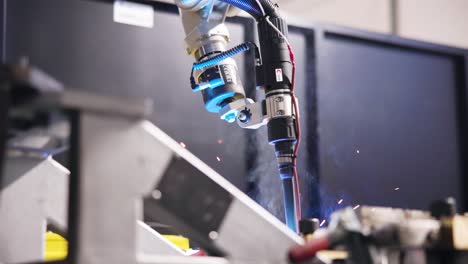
[205,92,235,113]
[208,78,225,89]
[284,202,297,231]
[283,190,297,232]
[282,177,298,232]
[223,112,237,123]
[193,78,225,92]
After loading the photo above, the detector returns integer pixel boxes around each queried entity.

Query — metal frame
[0,130,183,263]
[136,220,186,257]
[67,108,174,264]
[0,155,69,263]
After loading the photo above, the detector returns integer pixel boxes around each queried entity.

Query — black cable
[257,0,279,17]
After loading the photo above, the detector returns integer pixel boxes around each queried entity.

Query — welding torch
[176,0,301,231]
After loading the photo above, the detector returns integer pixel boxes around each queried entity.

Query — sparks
[216,156,221,162]
[394,187,400,191]
[353,205,360,210]
[320,219,326,227]
[338,199,343,205]
[217,139,223,144]
[180,142,186,148]
[356,150,360,154]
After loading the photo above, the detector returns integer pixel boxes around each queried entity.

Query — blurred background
[277,0,468,49]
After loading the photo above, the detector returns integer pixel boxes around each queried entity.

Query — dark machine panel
[315,29,468,214]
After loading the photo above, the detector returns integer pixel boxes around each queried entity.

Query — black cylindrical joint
[256,17,292,93]
[268,117,296,144]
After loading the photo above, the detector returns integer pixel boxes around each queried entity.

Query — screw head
[209,231,218,240]
[238,110,250,123]
[151,190,162,200]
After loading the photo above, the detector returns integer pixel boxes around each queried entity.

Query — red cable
[288,235,331,262]
[287,44,302,224]
[189,250,207,256]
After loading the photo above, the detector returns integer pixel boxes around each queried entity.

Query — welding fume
[175,0,302,232]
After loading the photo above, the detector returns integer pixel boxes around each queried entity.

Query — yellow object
[163,235,190,251]
[45,232,68,261]
[43,232,189,260]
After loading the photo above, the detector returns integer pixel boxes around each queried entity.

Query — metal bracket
[0,155,69,263]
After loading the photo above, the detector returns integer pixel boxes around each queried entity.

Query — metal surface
[141,121,303,263]
[2,123,184,261]
[136,220,186,257]
[216,198,301,263]
[61,89,152,118]
[265,94,294,119]
[178,2,230,56]
[0,155,69,263]
[357,206,440,247]
[173,0,211,11]
[236,101,266,129]
[71,112,173,264]
[219,98,254,123]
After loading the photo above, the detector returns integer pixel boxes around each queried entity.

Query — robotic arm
[174,0,301,232]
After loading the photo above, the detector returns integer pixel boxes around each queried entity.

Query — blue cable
[219,0,262,18]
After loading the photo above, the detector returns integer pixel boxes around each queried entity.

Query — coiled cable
[193,42,257,70]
